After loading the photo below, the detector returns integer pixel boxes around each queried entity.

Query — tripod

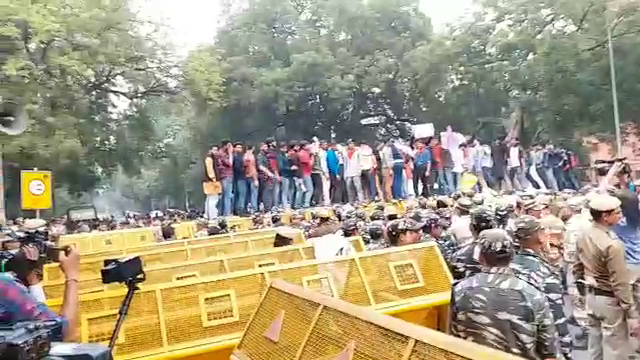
[108,277,143,351]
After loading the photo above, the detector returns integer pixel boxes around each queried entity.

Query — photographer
[0,222,80,342]
[598,159,635,192]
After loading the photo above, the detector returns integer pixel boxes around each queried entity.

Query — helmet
[367,221,385,241]
[369,210,385,221]
[471,194,484,205]
[513,215,543,242]
[470,206,496,234]
[342,219,358,236]
[423,212,440,229]
[342,208,357,220]
[461,189,475,198]
[252,214,264,224]
[355,209,367,221]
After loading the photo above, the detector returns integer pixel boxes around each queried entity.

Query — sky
[136,0,474,53]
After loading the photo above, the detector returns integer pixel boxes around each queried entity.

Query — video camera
[0,321,113,360]
[101,256,144,285]
[0,229,70,284]
[594,157,632,177]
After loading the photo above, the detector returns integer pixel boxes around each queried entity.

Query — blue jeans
[272,180,281,209]
[221,177,233,216]
[261,180,274,211]
[392,163,404,199]
[235,179,247,214]
[281,177,291,209]
[303,175,314,208]
[247,179,258,213]
[452,171,462,191]
[436,168,447,195]
[293,178,304,209]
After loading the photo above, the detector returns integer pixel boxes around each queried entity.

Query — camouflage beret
[470,206,496,226]
[386,218,424,238]
[455,197,473,211]
[477,228,514,257]
[435,207,453,219]
[523,199,546,211]
[342,218,358,232]
[539,215,564,234]
[471,194,484,205]
[369,210,385,221]
[513,215,543,240]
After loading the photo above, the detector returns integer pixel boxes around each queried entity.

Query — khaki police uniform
[574,194,637,359]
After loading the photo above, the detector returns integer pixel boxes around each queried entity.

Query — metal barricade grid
[47,242,449,359]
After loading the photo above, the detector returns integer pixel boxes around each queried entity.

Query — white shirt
[359,145,374,171]
[318,149,329,175]
[508,146,521,168]
[451,148,465,173]
[481,145,493,168]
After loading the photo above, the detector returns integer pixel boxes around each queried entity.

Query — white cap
[22,218,47,231]
[588,194,621,212]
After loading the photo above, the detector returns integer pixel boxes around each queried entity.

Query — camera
[0,230,69,283]
[0,321,113,360]
[0,322,54,360]
[595,157,632,177]
[101,256,144,284]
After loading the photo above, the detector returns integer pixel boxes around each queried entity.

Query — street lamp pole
[607,24,622,156]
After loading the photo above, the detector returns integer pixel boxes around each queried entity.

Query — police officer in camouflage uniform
[450,228,558,360]
[386,218,424,247]
[307,208,340,239]
[364,220,388,251]
[449,206,497,281]
[421,212,457,263]
[341,218,360,238]
[510,215,572,360]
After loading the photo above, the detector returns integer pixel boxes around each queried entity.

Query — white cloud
[137,0,473,52]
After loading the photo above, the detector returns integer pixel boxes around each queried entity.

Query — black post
[108,279,139,351]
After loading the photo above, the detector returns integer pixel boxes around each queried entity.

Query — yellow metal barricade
[45,229,305,283]
[44,237,366,299]
[233,280,523,360]
[47,242,448,360]
[58,228,158,254]
[227,217,252,231]
[172,222,196,240]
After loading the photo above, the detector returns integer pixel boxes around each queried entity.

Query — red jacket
[298,149,313,177]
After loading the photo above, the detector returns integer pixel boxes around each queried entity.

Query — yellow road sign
[21,170,53,210]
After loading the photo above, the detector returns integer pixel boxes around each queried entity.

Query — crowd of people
[1,160,640,360]
[3,123,640,360]
[202,126,584,220]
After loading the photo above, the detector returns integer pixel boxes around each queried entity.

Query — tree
[1,0,180,216]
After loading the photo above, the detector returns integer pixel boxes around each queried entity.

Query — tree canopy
[2,0,640,216]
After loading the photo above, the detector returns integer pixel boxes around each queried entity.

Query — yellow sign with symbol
[21,170,53,210]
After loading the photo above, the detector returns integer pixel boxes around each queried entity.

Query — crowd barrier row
[43,237,366,299]
[58,228,159,254]
[47,242,451,360]
[57,202,406,254]
[233,280,523,360]
[44,228,305,283]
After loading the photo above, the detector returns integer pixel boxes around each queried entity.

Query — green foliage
[3,0,640,215]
